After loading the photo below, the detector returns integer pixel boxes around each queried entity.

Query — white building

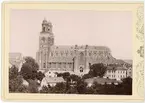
[44,71,57,77]
[105,66,127,81]
[40,77,65,88]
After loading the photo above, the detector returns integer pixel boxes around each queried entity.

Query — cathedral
[36,19,117,76]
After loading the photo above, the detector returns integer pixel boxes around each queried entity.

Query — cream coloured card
[2,1,144,102]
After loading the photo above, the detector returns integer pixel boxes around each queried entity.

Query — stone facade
[36,19,118,76]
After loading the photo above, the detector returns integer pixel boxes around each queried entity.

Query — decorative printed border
[136,5,144,97]
[136,6,144,43]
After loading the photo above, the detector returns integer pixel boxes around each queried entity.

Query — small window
[80,67,83,72]
[49,63,51,68]
[69,63,71,68]
[48,28,50,31]
[43,27,45,32]
[58,63,61,68]
[47,62,50,68]
[63,63,66,68]
[66,52,68,56]
[80,69,83,72]
[43,63,46,68]
[51,52,53,56]
[61,52,63,56]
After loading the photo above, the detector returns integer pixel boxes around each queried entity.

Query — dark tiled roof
[106,66,127,70]
[115,66,127,70]
[51,45,111,51]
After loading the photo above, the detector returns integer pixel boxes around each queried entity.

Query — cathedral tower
[36,19,54,70]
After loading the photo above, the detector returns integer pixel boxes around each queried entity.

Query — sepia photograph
[2,2,144,101]
[9,9,133,95]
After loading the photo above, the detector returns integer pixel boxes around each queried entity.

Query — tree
[50,82,66,93]
[24,57,39,71]
[85,87,95,94]
[89,63,107,77]
[76,80,87,94]
[9,66,19,80]
[66,87,78,94]
[16,84,29,93]
[82,74,92,79]
[27,79,39,93]
[40,86,50,93]
[120,77,132,95]
[70,74,81,82]
[9,66,30,93]
[57,72,70,80]
[9,75,23,92]
[9,66,22,92]
[20,57,39,80]
[36,71,45,82]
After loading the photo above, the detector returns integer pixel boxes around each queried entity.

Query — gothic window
[63,63,66,68]
[48,37,52,45]
[61,52,63,56]
[66,53,68,56]
[47,62,50,68]
[48,37,51,41]
[51,63,54,68]
[58,63,61,68]
[65,51,68,56]
[47,27,50,31]
[43,27,45,32]
[70,52,73,56]
[49,63,51,68]
[53,63,56,68]
[89,52,91,56]
[51,38,54,44]
[80,52,84,59]
[69,63,71,68]
[51,52,53,56]
[44,53,46,61]
[99,51,102,55]
[43,63,46,68]
[41,37,45,43]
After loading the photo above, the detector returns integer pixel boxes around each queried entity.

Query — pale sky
[10,10,132,60]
